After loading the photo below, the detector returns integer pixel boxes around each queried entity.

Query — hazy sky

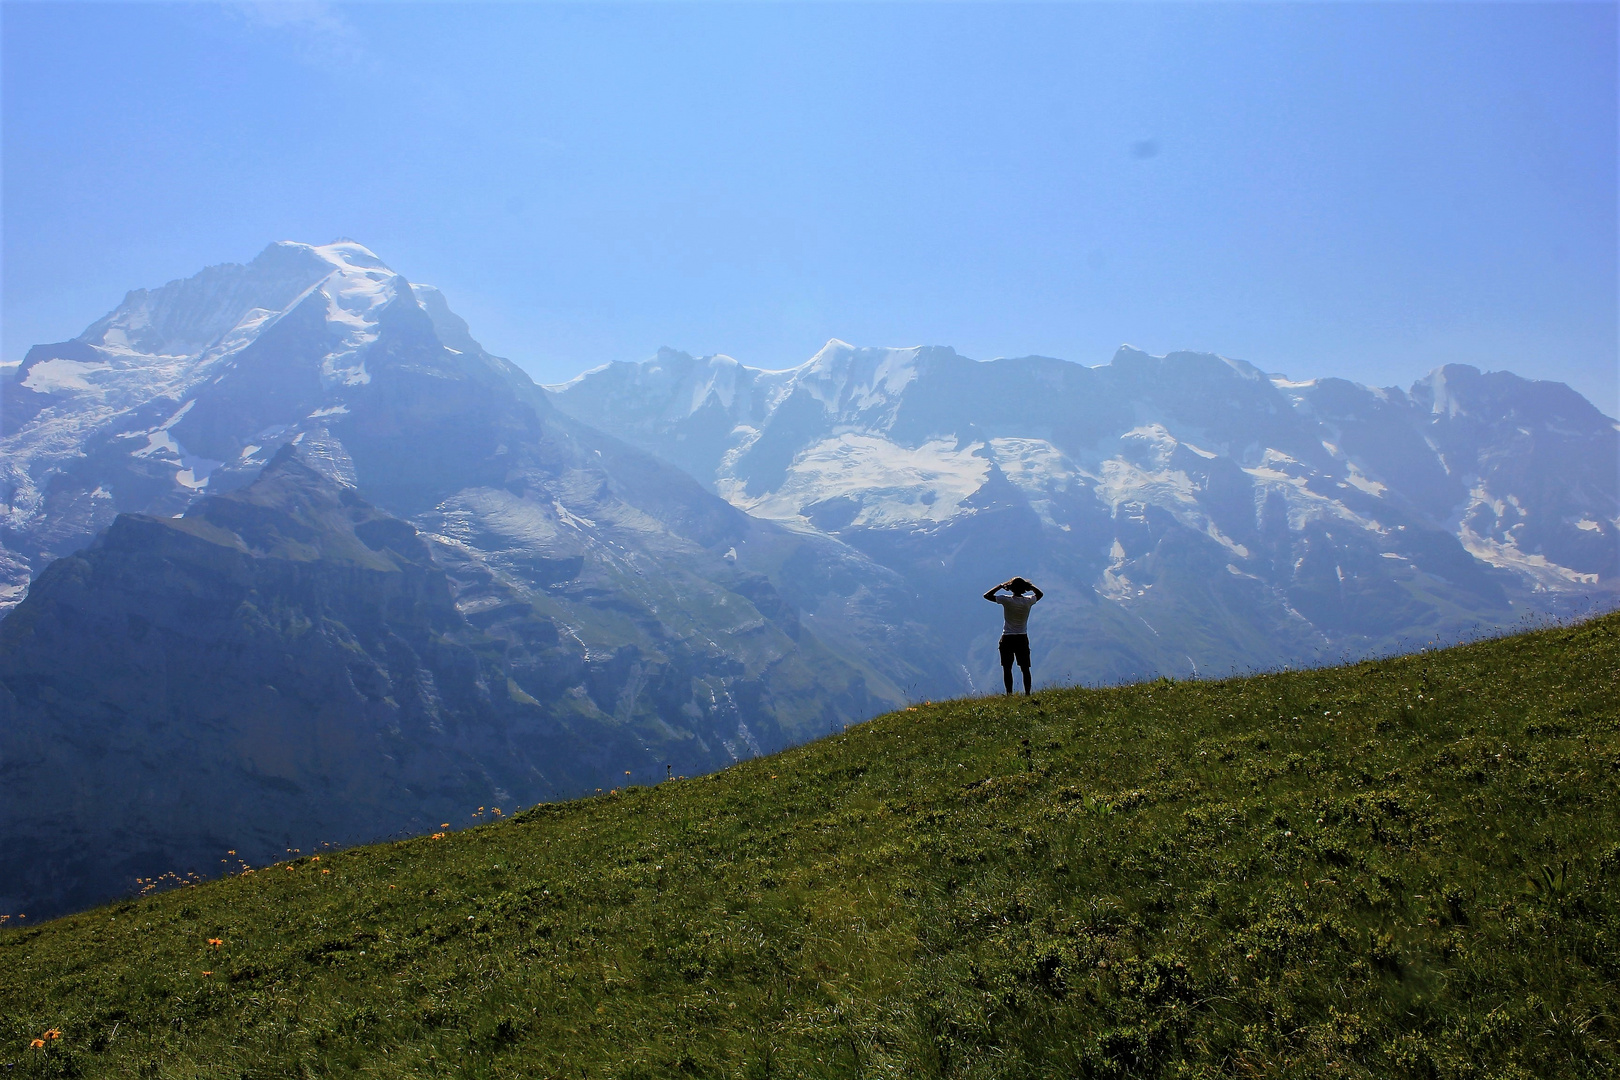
[4,2,1616,413]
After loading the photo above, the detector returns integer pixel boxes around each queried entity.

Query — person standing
[983,577,1043,695]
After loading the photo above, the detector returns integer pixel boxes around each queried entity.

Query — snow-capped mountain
[551,341,1619,684]
[2,241,457,602]
[2,244,958,775]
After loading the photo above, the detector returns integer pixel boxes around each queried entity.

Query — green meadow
[3,614,1617,1078]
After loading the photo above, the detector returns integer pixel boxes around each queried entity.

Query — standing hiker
[983,577,1043,695]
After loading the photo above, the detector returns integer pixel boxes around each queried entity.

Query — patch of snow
[176,458,221,490]
[132,428,181,459]
[1100,539,1134,601]
[1460,529,1599,590]
[308,404,350,419]
[729,433,990,527]
[1344,462,1387,497]
[22,358,104,393]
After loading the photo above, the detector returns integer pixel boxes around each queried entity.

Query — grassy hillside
[3,615,1618,1078]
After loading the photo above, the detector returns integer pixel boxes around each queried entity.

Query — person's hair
[1007,576,1032,594]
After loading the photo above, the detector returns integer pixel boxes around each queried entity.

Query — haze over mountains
[1,239,1615,916]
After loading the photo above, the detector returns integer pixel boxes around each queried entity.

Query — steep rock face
[552,342,1619,684]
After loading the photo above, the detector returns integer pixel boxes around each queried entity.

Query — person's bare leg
[1021,664,1032,695]
[1003,663,1014,694]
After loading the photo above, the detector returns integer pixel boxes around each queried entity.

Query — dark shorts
[999,634,1031,668]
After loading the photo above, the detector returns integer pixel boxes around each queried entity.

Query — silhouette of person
[983,577,1043,695]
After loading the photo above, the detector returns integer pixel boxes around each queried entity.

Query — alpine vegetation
[2,614,1616,1077]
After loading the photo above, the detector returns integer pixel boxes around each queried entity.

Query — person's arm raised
[983,583,1005,602]
[1030,583,1044,601]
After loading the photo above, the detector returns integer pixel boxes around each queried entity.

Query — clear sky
[4,2,1616,414]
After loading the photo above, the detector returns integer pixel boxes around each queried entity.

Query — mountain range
[2,239,1615,915]
[551,341,1618,685]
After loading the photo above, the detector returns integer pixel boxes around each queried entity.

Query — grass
[2,614,1618,1078]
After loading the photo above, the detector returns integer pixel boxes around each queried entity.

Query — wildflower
[321,869,330,875]
[43,1030,60,1041]
[208,937,223,948]
[311,856,320,862]
[29,1039,44,1049]
[201,971,213,977]
[441,823,450,829]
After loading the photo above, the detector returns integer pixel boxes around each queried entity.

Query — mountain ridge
[551,339,1618,686]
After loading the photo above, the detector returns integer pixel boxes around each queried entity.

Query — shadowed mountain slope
[0,445,912,919]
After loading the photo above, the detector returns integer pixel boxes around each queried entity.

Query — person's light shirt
[994,594,1038,635]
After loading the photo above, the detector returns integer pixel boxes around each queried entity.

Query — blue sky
[4,2,1616,413]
